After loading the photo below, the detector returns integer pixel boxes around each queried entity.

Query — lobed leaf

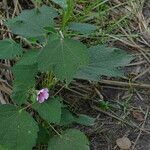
[32,97,62,124]
[68,22,97,34]
[60,108,75,126]
[0,39,23,59]
[16,50,39,66]
[76,45,133,81]
[74,114,95,126]
[36,125,50,145]
[38,38,88,83]
[6,5,58,38]
[60,108,95,126]
[0,105,39,150]
[48,129,90,150]
[12,56,38,105]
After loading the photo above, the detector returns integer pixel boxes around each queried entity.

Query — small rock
[116,137,131,150]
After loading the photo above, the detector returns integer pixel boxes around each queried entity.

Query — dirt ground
[0,0,150,150]
[64,1,150,149]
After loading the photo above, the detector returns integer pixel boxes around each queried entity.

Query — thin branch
[99,79,150,90]
[92,106,150,135]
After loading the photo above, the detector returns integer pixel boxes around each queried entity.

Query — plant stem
[19,102,36,113]
[49,124,62,137]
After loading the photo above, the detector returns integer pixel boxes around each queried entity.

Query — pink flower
[37,88,49,103]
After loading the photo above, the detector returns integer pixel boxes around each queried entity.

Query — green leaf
[74,114,95,126]
[61,0,74,30]
[0,104,39,150]
[16,50,39,66]
[60,108,95,126]
[48,129,90,150]
[44,26,57,34]
[32,97,62,124]
[38,38,88,83]
[36,125,50,145]
[0,145,9,150]
[60,108,75,126]
[12,63,37,105]
[51,0,68,9]
[0,39,23,59]
[12,88,30,105]
[68,22,97,34]
[98,101,109,110]
[76,45,132,81]
[27,37,38,44]
[6,5,58,38]
[11,50,39,105]
[30,93,37,103]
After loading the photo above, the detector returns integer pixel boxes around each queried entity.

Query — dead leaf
[132,110,144,121]
[116,137,131,150]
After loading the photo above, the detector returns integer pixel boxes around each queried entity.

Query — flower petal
[36,88,49,103]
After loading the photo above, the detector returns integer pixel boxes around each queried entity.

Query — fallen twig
[92,106,150,135]
[99,79,150,90]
